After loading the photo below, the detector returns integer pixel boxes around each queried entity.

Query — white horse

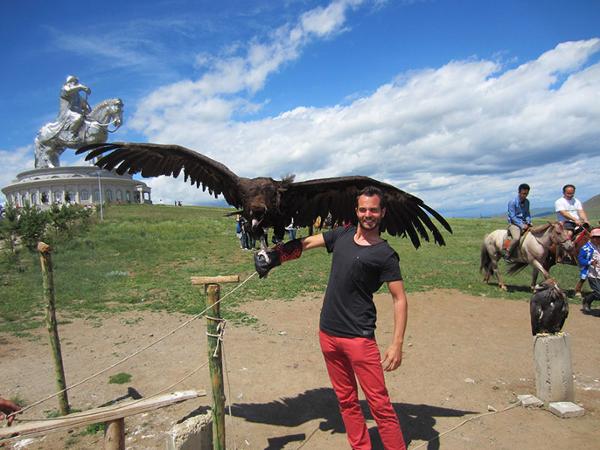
[480,222,574,291]
[34,98,123,168]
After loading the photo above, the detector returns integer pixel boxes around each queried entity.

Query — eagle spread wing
[77,142,451,248]
[284,177,452,247]
[76,142,242,207]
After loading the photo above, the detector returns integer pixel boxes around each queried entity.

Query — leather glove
[254,239,303,278]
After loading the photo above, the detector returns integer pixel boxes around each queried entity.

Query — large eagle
[529,279,569,335]
[76,142,452,248]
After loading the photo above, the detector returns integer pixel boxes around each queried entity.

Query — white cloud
[0,146,35,204]
[131,0,365,130]
[130,37,600,216]
[4,0,598,219]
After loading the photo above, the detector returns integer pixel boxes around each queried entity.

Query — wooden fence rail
[0,390,205,450]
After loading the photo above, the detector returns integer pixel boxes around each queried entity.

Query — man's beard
[358,217,380,231]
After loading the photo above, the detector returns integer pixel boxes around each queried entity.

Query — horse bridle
[550,225,571,247]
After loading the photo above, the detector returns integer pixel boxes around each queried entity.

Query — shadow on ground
[204,387,478,450]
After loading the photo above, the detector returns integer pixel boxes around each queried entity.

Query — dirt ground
[1,289,599,449]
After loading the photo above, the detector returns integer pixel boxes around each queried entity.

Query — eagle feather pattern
[77,142,452,247]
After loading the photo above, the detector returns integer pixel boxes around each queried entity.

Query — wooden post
[104,418,125,450]
[37,242,70,416]
[206,284,226,450]
[191,275,239,450]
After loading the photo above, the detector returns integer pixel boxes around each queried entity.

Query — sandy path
[1,289,599,449]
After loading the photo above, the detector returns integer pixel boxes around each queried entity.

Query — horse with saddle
[481,222,575,292]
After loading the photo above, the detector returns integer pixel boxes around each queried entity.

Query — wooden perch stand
[37,241,70,416]
[191,274,240,450]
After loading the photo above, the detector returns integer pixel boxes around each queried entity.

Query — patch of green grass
[10,393,27,407]
[108,372,132,384]
[82,422,106,435]
[1,204,597,334]
[121,316,143,326]
[45,409,61,419]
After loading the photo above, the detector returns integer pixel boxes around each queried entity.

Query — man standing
[505,183,532,261]
[555,184,589,233]
[255,186,407,449]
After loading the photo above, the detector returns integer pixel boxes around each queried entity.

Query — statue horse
[480,222,574,291]
[34,98,123,168]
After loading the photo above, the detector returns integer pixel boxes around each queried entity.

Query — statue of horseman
[58,75,92,142]
[34,75,124,168]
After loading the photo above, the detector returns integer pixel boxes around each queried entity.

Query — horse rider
[555,184,590,238]
[555,184,590,266]
[58,75,91,141]
[504,183,532,262]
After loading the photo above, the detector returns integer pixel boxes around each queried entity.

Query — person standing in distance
[255,186,407,450]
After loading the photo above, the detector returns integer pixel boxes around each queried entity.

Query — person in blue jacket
[578,228,600,313]
[504,183,532,261]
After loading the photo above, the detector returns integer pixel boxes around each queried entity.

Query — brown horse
[480,222,574,291]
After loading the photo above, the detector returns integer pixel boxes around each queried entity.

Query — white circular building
[2,166,152,208]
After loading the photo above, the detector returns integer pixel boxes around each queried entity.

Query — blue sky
[1,0,600,216]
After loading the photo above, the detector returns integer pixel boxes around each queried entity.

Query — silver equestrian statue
[34,75,124,168]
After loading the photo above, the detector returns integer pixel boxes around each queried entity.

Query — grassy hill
[0,203,589,333]
[584,194,600,222]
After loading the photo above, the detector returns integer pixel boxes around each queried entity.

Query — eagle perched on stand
[76,142,452,249]
[529,279,569,335]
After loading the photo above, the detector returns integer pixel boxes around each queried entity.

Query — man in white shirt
[555,184,589,234]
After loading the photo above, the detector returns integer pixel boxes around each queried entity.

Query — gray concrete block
[548,402,585,418]
[533,333,574,403]
[165,412,212,450]
[517,394,543,408]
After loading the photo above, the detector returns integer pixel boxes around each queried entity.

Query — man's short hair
[518,183,530,192]
[356,186,386,208]
[562,184,576,193]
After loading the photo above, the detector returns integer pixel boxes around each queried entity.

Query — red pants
[319,330,406,450]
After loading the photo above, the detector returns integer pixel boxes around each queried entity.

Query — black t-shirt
[320,225,402,338]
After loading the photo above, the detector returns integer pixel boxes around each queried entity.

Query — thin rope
[409,402,520,450]
[295,425,320,449]
[10,271,258,420]
[292,401,521,449]
[206,319,226,357]
[13,361,209,425]
[0,362,210,446]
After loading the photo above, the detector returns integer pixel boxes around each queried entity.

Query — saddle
[502,229,530,252]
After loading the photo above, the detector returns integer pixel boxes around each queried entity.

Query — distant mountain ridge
[584,194,600,221]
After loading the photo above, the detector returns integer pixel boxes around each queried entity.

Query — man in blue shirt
[505,183,532,261]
